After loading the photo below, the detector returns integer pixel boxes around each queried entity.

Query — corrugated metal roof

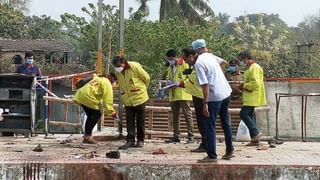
[0,39,72,52]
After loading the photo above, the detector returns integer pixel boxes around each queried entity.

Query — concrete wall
[1,163,320,180]
[258,81,320,139]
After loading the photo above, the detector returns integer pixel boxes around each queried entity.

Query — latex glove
[175,81,185,88]
[166,80,174,86]
[112,113,120,123]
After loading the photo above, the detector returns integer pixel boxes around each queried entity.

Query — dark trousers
[240,106,259,138]
[82,105,101,136]
[125,103,146,142]
[192,96,206,148]
[205,96,234,158]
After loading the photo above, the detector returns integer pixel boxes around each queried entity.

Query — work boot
[222,151,235,160]
[134,141,144,148]
[119,141,135,150]
[197,156,217,163]
[165,137,180,143]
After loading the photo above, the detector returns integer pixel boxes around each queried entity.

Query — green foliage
[60,3,120,66]
[124,18,239,96]
[0,3,26,38]
[0,3,62,39]
[24,15,62,39]
[135,0,214,25]
[228,14,289,52]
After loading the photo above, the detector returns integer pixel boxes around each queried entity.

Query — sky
[29,0,320,27]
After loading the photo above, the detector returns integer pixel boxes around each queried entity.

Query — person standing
[238,50,267,146]
[164,49,194,144]
[192,39,234,163]
[73,74,119,144]
[181,47,206,151]
[16,52,43,129]
[16,52,42,76]
[112,56,150,149]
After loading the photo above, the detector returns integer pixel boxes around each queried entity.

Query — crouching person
[73,74,119,144]
[112,56,150,150]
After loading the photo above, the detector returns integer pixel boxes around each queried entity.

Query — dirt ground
[0,127,320,166]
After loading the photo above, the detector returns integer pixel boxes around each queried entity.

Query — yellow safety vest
[184,69,203,99]
[167,59,192,102]
[115,61,150,107]
[242,63,267,106]
[73,74,115,116]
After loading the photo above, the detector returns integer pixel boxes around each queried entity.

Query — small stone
[33,144,43,152]
[106,150,120,159]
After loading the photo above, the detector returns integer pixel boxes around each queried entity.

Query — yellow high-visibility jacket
[184,69,203,99]
[73,74,115,116]
[167,59,192,102]
[115,61,150,107]
[242,63,267,107]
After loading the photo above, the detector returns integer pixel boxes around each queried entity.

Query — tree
[0,3,26,38]
[0,0,30,13]
[228,14,289,52]
[24,15,62,39]
[135,0,214,25]
[60,3,120,66]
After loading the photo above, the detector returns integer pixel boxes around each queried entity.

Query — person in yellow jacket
[238,50,267,146]
[164,49,194,144]
[73,74,118,144]
[181,47,206,151]
[112,56,150,149]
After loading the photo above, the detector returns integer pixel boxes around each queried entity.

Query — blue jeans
[205,96,234,158]
[240,106,259,138]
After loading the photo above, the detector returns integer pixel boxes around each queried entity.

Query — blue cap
[192,39,206,50]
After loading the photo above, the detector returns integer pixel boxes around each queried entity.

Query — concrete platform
[0,128,320,180]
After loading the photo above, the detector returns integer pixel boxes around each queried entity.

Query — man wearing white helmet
[192,39,234,163]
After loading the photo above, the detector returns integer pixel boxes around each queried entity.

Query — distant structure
[0,39,72,64]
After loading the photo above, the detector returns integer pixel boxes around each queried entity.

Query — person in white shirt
[192,39,234,163]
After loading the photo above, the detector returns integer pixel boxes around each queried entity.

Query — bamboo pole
[49,121,82,128]
[145,130,274,141]
[148,110,153,139]
[38,71,95,81]
[43,96,271,113]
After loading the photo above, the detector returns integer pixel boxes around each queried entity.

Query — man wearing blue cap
[192,39,234,162]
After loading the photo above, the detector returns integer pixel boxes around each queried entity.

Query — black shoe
[197,156,217,163]
[119,141,135,150]
[191,145,207,153]
[222,151,235,160]
[165,138,180,143]
[134,141,144,148]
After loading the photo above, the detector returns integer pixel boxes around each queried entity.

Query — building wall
[259,81,320,139]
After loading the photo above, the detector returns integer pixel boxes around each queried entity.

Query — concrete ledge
[1,163,319,180]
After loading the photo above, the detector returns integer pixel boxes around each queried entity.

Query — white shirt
[194,52,232,102]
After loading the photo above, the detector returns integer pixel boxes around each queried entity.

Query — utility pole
[96,0,103,75]
[97,0,103,130]
[118,0,125,135]
[119,0,125,56]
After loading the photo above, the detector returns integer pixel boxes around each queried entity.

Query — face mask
[115,67,124,73]
[227,65,238,74]
[168,60,176,65]
[26,58,33,65]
